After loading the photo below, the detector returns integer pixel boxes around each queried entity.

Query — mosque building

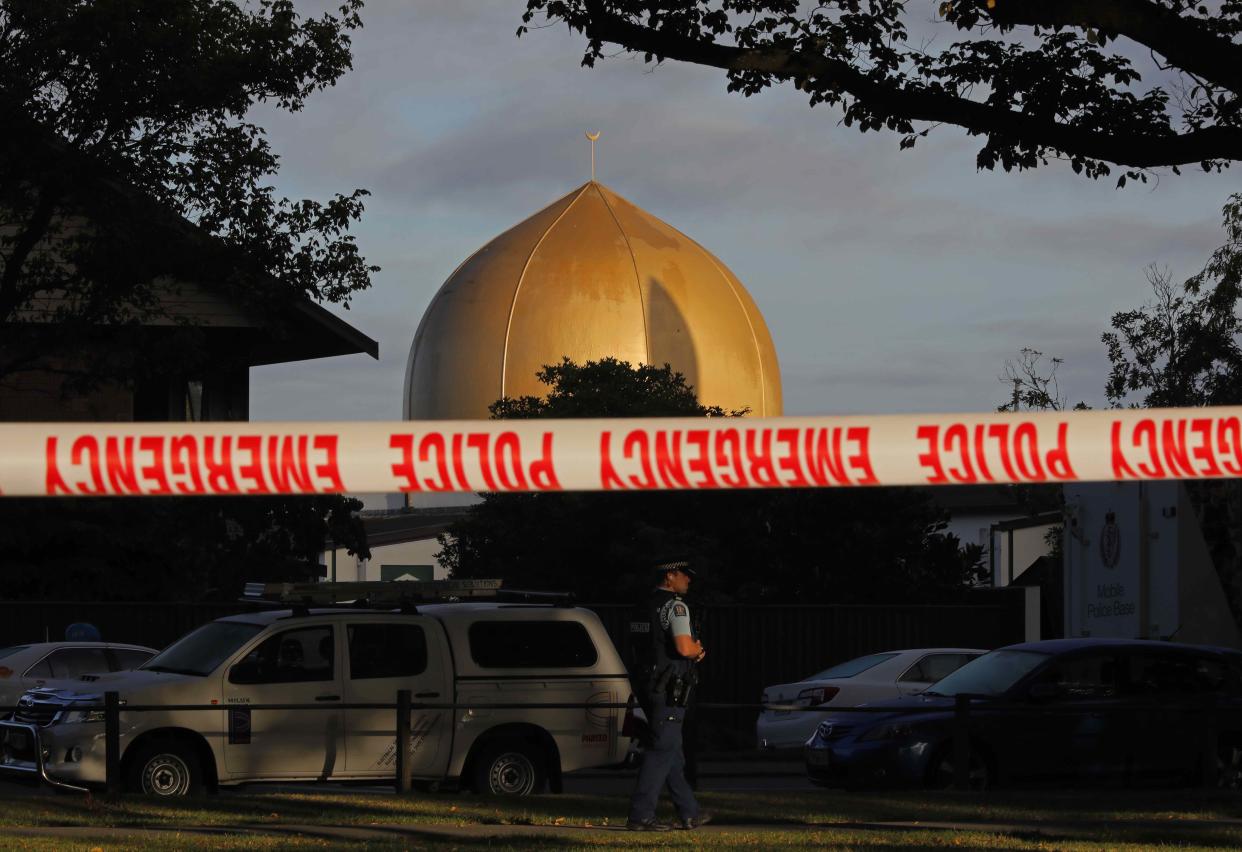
[331,173,785,582]
[403,180,783,421]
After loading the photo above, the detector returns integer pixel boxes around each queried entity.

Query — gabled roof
[362,507,474,548]
[7,122,378,365]
[247,298,378,365]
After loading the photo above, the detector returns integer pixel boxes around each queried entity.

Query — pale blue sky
[249,0,1237,420]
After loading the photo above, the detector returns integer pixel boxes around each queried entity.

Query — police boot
[626,818,674,831]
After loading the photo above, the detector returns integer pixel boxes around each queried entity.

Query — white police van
[0,580,636,796]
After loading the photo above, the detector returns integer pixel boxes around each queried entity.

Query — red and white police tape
[0,407,1240,497]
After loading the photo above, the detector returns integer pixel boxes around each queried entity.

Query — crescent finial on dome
[585,131,601,181]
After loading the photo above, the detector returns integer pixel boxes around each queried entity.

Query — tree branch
[985,0,1242,97]
[0,187,60,319]
[584,8,1242,168]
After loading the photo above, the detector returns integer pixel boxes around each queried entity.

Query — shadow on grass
[798,787,1242,823]
[820,818,1242,847]
[4,781,1242,838]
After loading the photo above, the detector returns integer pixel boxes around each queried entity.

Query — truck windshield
[143,622,264,677]
[923,650,1050,697]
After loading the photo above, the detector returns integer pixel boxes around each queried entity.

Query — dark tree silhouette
[521,0,1242,183]
[0,494,368,602]
[1105,195,1242,408]
[1011,195,1242,624]
[441,358,984,603]
[0,0,377,389]
[0,1,376,601]
[1101,194,1242,622]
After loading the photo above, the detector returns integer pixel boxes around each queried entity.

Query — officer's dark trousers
[628,697,699,823]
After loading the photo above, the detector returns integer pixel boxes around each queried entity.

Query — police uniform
[627,563,701,829]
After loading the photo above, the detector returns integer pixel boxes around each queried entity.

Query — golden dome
[404,181,782,419]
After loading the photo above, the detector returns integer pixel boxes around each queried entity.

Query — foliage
[0,495,368,601]
[490,357,740,419]
[996,198,1242,618]
[1100,194,1242,622]
[1105,195,1242,408]
[1009,196,1242,628]
[441,358,984,603]
[521,0,1242,182]
[0,0,377,388]
[0,1,376,601]
[997,348,1091,413]
[994,347,1087,554]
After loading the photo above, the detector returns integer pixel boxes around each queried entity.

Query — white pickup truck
[0,581,636,796]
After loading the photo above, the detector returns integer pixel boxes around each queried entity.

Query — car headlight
[858,721,916,742]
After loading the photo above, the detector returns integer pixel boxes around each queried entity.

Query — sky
[248,0,1238,421]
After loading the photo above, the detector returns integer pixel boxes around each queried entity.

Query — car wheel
[926,745,991,791]
[126,738,203,797]
[471,739,546,797]
[1216,744,1242,789]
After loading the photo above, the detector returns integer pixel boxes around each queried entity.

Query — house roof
[358,507,475,548]
[7,122,378,366]
[245,299,379,365]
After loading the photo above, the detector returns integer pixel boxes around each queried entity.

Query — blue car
[804,638,1242,789]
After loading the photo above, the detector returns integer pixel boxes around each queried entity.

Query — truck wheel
[471,739,546,796]
[126,738,204,797]
[1217,743,1242,789]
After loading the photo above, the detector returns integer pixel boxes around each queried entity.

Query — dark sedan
[804,638,1242,789]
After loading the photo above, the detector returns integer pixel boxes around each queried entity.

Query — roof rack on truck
[241,578,572,614]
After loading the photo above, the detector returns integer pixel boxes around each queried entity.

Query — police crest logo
[1099,511,1121,569]
[673,603,687,618]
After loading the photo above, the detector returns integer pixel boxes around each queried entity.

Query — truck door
[342,619,452,776]
[222,624,345,778]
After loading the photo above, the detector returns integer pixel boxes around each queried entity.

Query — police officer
[626,559,712,831]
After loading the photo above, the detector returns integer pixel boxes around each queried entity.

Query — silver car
[757,648,984,749]
[0,643,156,712]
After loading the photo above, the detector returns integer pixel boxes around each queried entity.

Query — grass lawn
[3,784,1242,849]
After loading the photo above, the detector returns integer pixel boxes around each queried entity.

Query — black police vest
[628,588,686,676]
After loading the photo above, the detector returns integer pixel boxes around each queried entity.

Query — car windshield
[143,622,264,677]
[923,650,1050,697]
[807,652,900,681]
[0,646,30,661]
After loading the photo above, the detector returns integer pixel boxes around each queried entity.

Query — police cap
[652,558,696,578]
